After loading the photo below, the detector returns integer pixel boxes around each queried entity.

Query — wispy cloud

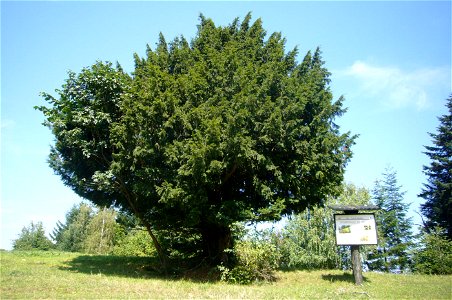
[1,119,16,129]
[343,61,450,110]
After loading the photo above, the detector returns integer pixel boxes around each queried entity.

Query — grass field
[1,250,451,299]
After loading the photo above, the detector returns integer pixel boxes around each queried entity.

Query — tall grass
[1,250,450,299]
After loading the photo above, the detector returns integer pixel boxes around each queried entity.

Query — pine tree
[367,168,413,272]
[50,220,67,245]
[419,95,452,239]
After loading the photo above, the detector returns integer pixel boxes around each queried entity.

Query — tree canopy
[36,14,355,264]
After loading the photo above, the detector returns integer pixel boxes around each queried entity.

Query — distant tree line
[13,204,155,257]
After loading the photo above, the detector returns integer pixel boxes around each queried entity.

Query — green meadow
[1,251,451,299]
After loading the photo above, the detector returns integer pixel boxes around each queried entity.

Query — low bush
[412,227,452,275]
[219,240,280,284]
[113,228,156,257]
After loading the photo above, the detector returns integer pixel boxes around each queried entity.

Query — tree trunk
[116,178,168,271]
[351,245,363,285]
[99,208,105,253]
[200,223,232,265]
[142,220,168,271]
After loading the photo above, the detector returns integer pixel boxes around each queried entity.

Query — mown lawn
[1,250,451,299]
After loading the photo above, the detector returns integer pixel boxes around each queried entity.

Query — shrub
[219,240,280,284]
[412,227,452,275]
[113,228,156,257]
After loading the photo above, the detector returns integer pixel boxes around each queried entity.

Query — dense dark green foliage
[419,95,452,239]
[13,222,54,251]
[37,14,355,264]
[367,168,413,272]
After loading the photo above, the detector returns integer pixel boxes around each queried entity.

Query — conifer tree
[367,168,413,272]
[419,95,452,239]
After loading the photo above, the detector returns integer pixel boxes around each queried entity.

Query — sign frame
[334,213,378,246]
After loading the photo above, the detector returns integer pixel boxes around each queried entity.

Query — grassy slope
[1,251,451,299]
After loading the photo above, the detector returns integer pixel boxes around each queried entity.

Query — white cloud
[1,119,16,129]
[344,61,450,110]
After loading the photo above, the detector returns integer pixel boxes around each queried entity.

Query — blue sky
[1,1,450,250]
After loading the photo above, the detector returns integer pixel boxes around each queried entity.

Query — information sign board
[334,214,378,245]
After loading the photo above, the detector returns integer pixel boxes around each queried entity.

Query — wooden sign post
[329,205,379,285]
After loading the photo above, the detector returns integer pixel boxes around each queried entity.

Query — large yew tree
[37,14,355,264]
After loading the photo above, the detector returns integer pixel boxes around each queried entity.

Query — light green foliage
[328,182,372,206]
[113,228,156,257]
[230,183,373,273]
[52,203,123,255]
[277,206,339,270]
[54,203,94,252]
[219,240,281,284]
[50,203,156,256]
[37,13,355,263]
[368,168,413,272]
[274,183,372,270]
[412,227,452,275]
[12,222,54,251]
[84,207,119,255]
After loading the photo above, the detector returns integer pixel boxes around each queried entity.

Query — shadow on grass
[59,255,161,279]
[321,272,370,284]
[59,255,221,282]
